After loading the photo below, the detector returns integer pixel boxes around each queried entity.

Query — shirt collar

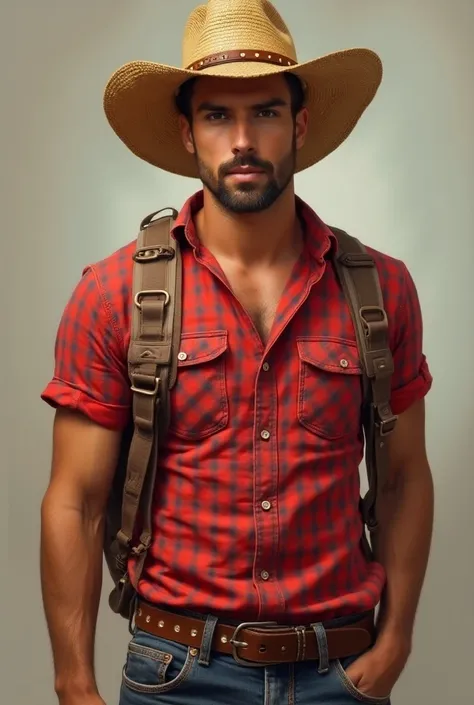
[172,189,337,262]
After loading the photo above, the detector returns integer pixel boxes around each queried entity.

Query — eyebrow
[196,97,288,113]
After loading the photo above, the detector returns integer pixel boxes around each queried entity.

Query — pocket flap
[297,337,362,374]
[177,330,228,367]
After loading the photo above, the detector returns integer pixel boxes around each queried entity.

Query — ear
[294,107,309,151]
[179,115,195,154]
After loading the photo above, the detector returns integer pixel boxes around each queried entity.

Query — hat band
[186,49,297,72]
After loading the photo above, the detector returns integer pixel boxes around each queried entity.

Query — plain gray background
[4,1,474,703]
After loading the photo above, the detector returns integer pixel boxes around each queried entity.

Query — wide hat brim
[103,48,382,178]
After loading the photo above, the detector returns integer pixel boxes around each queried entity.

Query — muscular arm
[40,408,122,702]
[374,398,434,652]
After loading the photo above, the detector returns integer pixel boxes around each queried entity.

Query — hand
[344,639,410,699]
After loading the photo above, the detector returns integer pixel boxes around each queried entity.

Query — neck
[195,185,303,268]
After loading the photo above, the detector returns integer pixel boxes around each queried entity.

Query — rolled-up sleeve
[41,265,131,430]
[390,262,433,414]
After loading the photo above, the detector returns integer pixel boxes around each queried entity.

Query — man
[40,1,434,703]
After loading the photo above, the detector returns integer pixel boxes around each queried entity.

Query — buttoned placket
[193,238,330,618]
[250,262,329,618]
[252,356,284,616]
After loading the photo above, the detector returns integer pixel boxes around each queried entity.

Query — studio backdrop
[4,1,473,704]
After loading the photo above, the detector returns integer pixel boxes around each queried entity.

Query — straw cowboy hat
[103,0,383,178]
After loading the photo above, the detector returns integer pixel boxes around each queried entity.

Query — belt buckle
[229,621,279,667]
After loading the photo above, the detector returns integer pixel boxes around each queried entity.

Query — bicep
[386,398,430,479]
[47,408,122,515]
[42,266,131,512]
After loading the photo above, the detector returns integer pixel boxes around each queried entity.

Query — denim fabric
[119,617,392,705]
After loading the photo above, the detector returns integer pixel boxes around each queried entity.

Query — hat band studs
[186,49,297,71]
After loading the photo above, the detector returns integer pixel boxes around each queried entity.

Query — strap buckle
[134,289,170,309]
[378,415,398,436]
[375,403,398,436]
[229,621,279,667]
[131,537,152,556]
[133,246,175,262]
[130,373,160,397]
[359,305,388,340]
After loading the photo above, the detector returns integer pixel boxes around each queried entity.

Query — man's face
[179,74,308,213]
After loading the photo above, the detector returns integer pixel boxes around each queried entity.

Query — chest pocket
[169,330,229,440]
[297,337,363,440]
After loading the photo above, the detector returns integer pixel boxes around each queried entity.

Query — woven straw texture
[103,0,382,177]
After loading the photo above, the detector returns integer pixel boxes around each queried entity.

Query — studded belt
[134,602,375,666]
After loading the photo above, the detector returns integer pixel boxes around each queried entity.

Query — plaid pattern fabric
[41,191,432,623]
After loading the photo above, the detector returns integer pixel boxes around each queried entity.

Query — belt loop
[312,622,329,674]
[128,593,138,636]
[198,614,218,666]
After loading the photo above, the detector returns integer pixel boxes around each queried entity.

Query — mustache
[219,155,273,177]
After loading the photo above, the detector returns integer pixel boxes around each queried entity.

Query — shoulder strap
[329,227,398,555]
[115,208,182,591]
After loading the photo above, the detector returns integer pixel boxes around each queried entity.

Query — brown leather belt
[135,602,375,666]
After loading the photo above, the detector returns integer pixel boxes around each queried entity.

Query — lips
[228,167,265,174]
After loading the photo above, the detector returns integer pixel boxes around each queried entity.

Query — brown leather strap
[330,227,397,556]
[135,603,375,665]
[114,208,181,592]
[186,49,297,71]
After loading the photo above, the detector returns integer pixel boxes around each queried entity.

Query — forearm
[40,488,104,699]
[373,465,434,649]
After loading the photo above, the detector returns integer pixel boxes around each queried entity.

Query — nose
[231,119,257,157]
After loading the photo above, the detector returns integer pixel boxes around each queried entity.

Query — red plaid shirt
[41,191,432,623]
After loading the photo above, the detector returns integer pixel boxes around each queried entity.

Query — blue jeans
[118,612,392,705]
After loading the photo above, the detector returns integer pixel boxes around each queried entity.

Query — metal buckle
[378,415,398,436]
[130,376,160,396]
[131,537,152,556]
[229,621,279,667]
[359,305,388,339]
[134,289,170,309]
[133,246,175,262]
[375,403,398,436]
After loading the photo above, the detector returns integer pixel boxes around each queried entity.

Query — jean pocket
[297,336,363,440]
[333,654,391,704]
[169,330,229,440]
[122,631,197,695]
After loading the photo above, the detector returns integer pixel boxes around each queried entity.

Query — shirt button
[260,430,270,441]
[178,351,187,361]
[260,570,270,581]
[339,358,349,368]
[261,500,272,511]
[262,362,270,372]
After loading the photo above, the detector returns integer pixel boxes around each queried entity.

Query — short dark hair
[175,71,306,123]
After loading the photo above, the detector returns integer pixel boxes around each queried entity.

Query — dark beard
[195,135,297,214]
